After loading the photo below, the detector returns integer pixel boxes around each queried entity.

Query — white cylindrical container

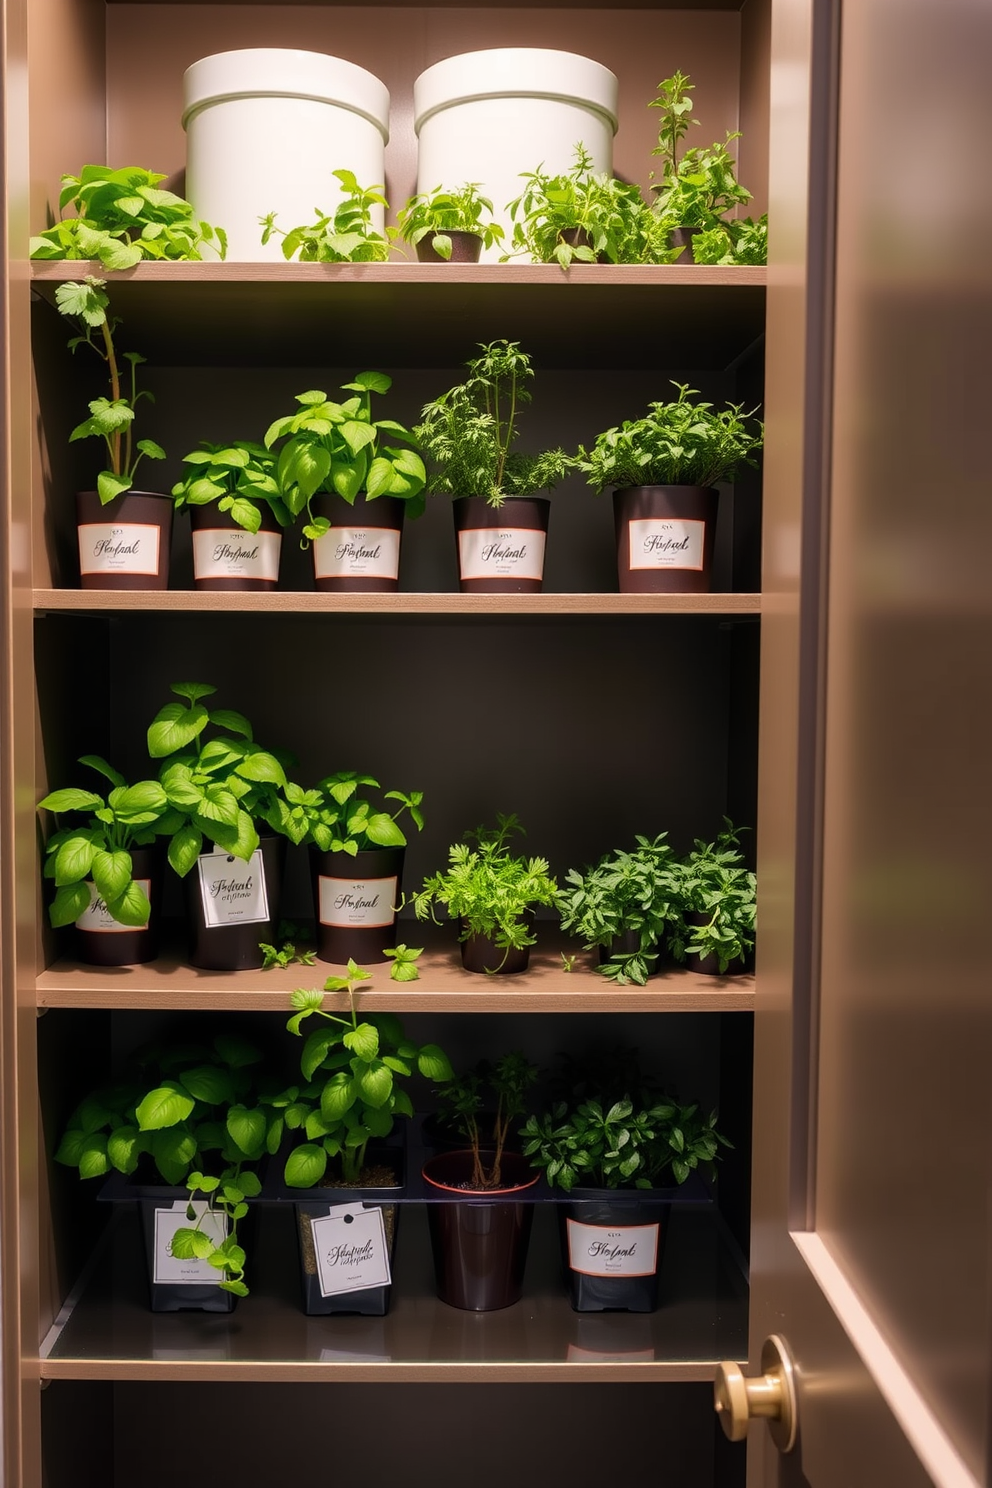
[183,48,390,262]
[413,49,619,263]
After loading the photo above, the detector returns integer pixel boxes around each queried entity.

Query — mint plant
[260,171,389,262]
[276,771,424,855]
[522,1094,730,1190]
[557,834,680,985]
[692,215,768,265]
[434,1052,538,1189]
[55,277,166,505]
[669,821,756,973]
[383,944,423,982]
[395,182,504,260]
[31,165,227,268]
[171,441,290,534]
[506,145,670,269]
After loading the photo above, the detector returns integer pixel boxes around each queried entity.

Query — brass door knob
[714,1334,798,1452]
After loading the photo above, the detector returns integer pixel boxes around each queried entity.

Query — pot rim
[422,1149,539,1197]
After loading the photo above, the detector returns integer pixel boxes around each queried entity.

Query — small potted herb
[146,682,294,971]
[557,834,681,985]
[37,756,175,967]
[272,965,453,1316]
[669,822,756,975]
[260,172,390,263]
[522,1089,730,1312]
[413,813,558,975]
[31,164,227,268]
[277,771,425,965]
[506,145,670,269]
[573,382,763,594]
[171,441,290,591]
[415,341,568,592]
[422,1052,540,1312]
[264,373,426,592]
[396,182,505,263]
[55,278,170,590]
[54,1031,272,1309]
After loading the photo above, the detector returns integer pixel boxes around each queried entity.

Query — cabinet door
[749,0,992,1483]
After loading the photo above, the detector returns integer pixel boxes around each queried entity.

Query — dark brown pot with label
[415,230,483,264]
[311,492,406,593]
[422,1150,538,1311]
[73,845,164,967]
[76,489,173,591]
[184,834,285,971]
[309,845,404,964]
[613,485,718,594]
[680,910,754,976]
[558,1189,670,1313]
[452,496,550,594]
[189,502,282,592]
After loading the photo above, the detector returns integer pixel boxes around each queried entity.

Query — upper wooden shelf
[33,589,761,617]
[30,262,766,369]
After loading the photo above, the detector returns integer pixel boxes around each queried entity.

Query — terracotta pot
[311,492,405,592]
[452,495,550,594]
[612,485,718,594]
[76,489,173,591]
[415,230,483,263]
[189,501,282,591]
[73,845,164,967]
[422,1150,538,1311]
[558,1189,670,1313]
[184,834,285,971]
[309,845,404,964]
[669,225,702,262]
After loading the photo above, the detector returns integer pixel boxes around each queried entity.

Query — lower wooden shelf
[39,1203,748,1383]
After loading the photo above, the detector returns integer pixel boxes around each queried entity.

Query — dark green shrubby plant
[171,441,290,535]
[557,834,680,984]
[522,1093,730,1191]
[669,821,756,973]
[395,182,505,260]
[261,171,389,263]
[433,1052,539,1189]
[31,165,227,268]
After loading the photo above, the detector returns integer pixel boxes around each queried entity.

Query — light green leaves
[147,697,210,757]
[54,277,109,325]
[417,1044,454,1083]
[37,788,102,813]
[49,882,92,927]
[384,944,423,982]
[180,1065,234,1105]
[135,1083,195,1131]
[343,1022,378,1061]
[226,1105,266,1157]
[168,823,202,878]
[284,1143,327,1188]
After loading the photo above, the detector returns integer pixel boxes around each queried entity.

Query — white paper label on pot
[75,879,151,933]
[628,518,705,571]
[78,523,162,576]
[318,875,397,929]
[313,526,401,581]
[153,1201,228,1286]
[566,1220,660,1277]
[197,849,270,928]
[457,527,546,581]
[312,1203,391,1298]
[192,528,281,582]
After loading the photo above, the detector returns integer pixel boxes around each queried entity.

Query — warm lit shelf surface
[39,1203,747,1382]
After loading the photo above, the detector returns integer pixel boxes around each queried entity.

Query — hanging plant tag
[313,526,401,581]
[627,518,705,571]
[197,848,270,927]
[78,522,162,577]
[192,528,281,582]
[311,1202,391,1298]
[153,1200,228,1286]
[458,527,546,581]
[566,1219,660,1277]
[76,879,151,933]
[318,875,397,929]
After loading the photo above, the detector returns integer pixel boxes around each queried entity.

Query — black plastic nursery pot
[293,1144,405,1317]
[76,489,173,591]
[73,845,164,967]
[597,929,667,977]
[184,834,285,971]
[680,911,754,976]
[422,1150,538,1312]
[189,501,282,591]
[452,495,550,594]
[415,230,483,263]
[309,845,404,964]
[137,1194,257,1314]
[311,492,406,592]
[612,485,718,594]
[459,926,531,976]
[558,1189,670,1314]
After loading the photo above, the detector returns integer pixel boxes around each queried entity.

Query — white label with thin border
[458,528,546,581]
[318,875,397,929]
[192,528,281,582]
[78,522,161,576]
[153,1201,228,1286]
[197,848,270,928]
[566,1219,660,1277]
[312,1203,391,1298]
[314,526,401,581]
[627,518,705,571]
[75,878,151,933]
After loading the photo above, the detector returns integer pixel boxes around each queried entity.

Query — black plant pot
[612,485,719,594]
[76,489,173,591]
[292,1140,405,1316]
[138,1197,256,1313]
[415,230,483,263]
[189,501,282,591]
[311,492,405,592]
[669,225,702,262]
[73,845,164,967]
[680,910,754,976]
[309,845,405,964]
[459,930,531,976]
[184,834,285,971]
[452,495,550,594]
[422,1150,538,1312]
[597,929,668,978]
[558,1189,670,1313]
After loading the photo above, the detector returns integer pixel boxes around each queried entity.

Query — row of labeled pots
[77,486,721,596]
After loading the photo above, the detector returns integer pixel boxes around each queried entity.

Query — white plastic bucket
[413,48,619,263]
[183,48,390,262]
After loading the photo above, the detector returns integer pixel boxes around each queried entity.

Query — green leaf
[300,1029,338,1082]
[208,710,253,740]
[147,700,210,758]
[284,1143,327,1188]
[364,813,405,848]
[90,849,131,903]
[104,879,151,928]
[226,1105,267,1156]
[417,1044,454,1083]
[151,1127,197,1173]
[96,470,132,504]
[320,1075,356,1122]
[78,1135,109,1179]
[55,1129,88,1166]
[49,881,92,928]
[239,1170,263,1198]
[54,832,97,885]
[108,781,167,820]
[37,788,102,813]
[179,1065,234,1105]
[213,1033,261,1069]
[357,1062,393,1108]
[343,1022,379,1062]
[235,751,286,787]
[135,1083,195,1131]
[219,1279,250,1297]
[168,823,202,878]
[107,1125,140,1174]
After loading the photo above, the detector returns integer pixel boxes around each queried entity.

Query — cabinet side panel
[738,0,771,216]
[27,0,105,232]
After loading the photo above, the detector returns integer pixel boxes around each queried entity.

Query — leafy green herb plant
[260,172,389,263]
[55,277,166,505]
[691,215,768,265]
[558,834,680,985]
[415,340,568,508]
[522,1094,730,1191]
[433,1052,538,1189]
[383,944,423,982]
[259,922,317,971]
[31,165,227,268]
[171,441,290,534]
[276,771,424,855]
[669,821,756,973]
[395,182,504,260]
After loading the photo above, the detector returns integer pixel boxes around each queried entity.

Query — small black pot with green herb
[669,822,756,975]
[557,833,681,984]
[172,441,290,591]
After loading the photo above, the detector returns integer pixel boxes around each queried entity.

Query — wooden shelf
[30,262,766,370]
[39,1202,747,1382]
[36,927,755,1012]
[33,589,761,617]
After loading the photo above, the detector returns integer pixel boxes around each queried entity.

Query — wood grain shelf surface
[39,1203,747,1382]
[30,262,766,369]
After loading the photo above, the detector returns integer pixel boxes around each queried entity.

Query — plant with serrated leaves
[415,340,568,508]
[395,182,505,260]
[521,1094,730,1191]
[37,756,178,928]
[54,277,166,506]
[270,965,453,1186]
[691,215,768,265]
[260,171,389,262]
[383,944,423,982]
[434,1052,538,1189]
[277,771,424,855]
[264,374,427,546]
[413,814,558,968]
[31,164,227,268]
[171,440,290,534]
[668,821,756,973]
[54,1032,274,1295]
[146,682,293,876]
[259,940,317,971]
[557,834,680,985]
[573,382,763,492]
